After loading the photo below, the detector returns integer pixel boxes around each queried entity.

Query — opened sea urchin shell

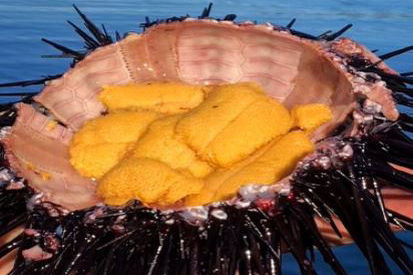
[3,18,396,210]
[0,5,413,275]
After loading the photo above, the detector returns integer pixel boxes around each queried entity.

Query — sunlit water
[0,1,412,274]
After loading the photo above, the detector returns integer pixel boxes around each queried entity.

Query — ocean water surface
[0,1,412,274]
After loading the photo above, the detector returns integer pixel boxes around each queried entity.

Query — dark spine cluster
[0,107,31,259]
[9,200,348,275]
[293,136,413,275]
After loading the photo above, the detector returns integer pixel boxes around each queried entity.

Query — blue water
[0,1,412,274]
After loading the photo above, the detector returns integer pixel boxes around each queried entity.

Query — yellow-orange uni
[175,83,293,167]
[132,115,214,178]
[99,82,208,114]
[69,82,332,207]
[69,110,161,179]
[97,158,204,206]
